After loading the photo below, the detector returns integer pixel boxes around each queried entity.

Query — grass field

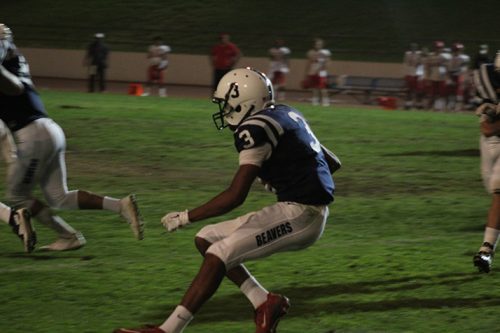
[0,90,498,333]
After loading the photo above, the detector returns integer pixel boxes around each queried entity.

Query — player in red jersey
[210,33,241,91]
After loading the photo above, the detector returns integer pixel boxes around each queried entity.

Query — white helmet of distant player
[212,67,274,129]
[0,23,13,63]
[0,23,13,42]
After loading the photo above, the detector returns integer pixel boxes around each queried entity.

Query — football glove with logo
[161,210,190,232]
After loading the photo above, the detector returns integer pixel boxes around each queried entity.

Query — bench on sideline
[328,75,407,104]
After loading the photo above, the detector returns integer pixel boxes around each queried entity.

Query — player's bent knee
[195,224,219,243]
[205,241,232,270]
[194,236,212,256]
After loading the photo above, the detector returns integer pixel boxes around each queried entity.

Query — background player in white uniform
[447,43,470,111]
[402,43,424,109]
[268,39,291,101]
[0,23,144,251]
[424,41,451,111]
[142,36,171,97]
[304,38,331,106]
[114,68,340,333]
[472,51,500,273]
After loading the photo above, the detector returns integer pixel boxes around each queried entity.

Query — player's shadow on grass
[144,271,487,324]
[384,149,479,157]
[0,252,95,261]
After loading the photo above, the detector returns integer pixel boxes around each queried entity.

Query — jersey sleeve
[238,143,272,166]
[234,115,284,153]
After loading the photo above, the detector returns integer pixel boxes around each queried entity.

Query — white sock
[482,227,500,251]
[159,305,193,333]
[240,276,268,309]
[103,196,120,213]
[0,202,11,224]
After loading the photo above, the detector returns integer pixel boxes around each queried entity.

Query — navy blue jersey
[474,63,500,104]
[234,104,334,205]
[0,45,47,131]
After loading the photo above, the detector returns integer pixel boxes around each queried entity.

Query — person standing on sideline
[142,36,171,97]
[472,51,500,273]
[268,39,291,101]
[304,38,331,107]
[0,24,143,251]
[402,42,424,109]
[83,33,109,93]
[210,33,241,92]
[114,68,341,333]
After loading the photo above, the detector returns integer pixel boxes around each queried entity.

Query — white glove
[161,210,190,232]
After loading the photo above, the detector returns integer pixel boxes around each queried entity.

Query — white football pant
[197,201,329,270]
[7,118,78,209]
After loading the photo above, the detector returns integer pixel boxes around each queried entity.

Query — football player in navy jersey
[115,67,340,333]
[472,52,500,273]
[0,23,144,251]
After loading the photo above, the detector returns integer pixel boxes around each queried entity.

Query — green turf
[0,90,497,333]
[2,0,500,61]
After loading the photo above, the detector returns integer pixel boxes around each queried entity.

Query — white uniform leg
[198,202,329,270]
[480,135,500,193]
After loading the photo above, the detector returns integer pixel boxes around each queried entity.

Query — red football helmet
[452,43,464,52]
[433,40,445,49]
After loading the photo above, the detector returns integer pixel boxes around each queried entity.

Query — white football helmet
[212,67,274,129]
[0,23,13,42]
[0,23,13,63]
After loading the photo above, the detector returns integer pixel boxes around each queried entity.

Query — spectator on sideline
[142,36,171,97]
[447,42,470,111]
[267,39,291,101]
[423,40,450,111]
[304,38,331,107]
[83,33,109,93]
[402,42,424,109]
[210,33,241,92]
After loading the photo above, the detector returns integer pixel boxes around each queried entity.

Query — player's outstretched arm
[0,64,23,95]
[161,164,260,232]
[321,144,341,174]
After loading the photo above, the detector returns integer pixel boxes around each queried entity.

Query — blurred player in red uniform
[268,39,291,101]
[142,36,171,97]
[210,33,241,91]
[304,38,331,106]
[447,43,470,111]
[402,43,424,109]
[424,41,451,111]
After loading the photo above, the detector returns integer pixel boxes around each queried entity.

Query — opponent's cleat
[473,242,494,273]
[113,325,165,333]
[39,232,86,251]
[120,194,144,240]
[254,293,290,333]
[9,208,36,253]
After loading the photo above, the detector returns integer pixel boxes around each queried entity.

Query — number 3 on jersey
[288,111,321,152]
[239,129,255,149]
